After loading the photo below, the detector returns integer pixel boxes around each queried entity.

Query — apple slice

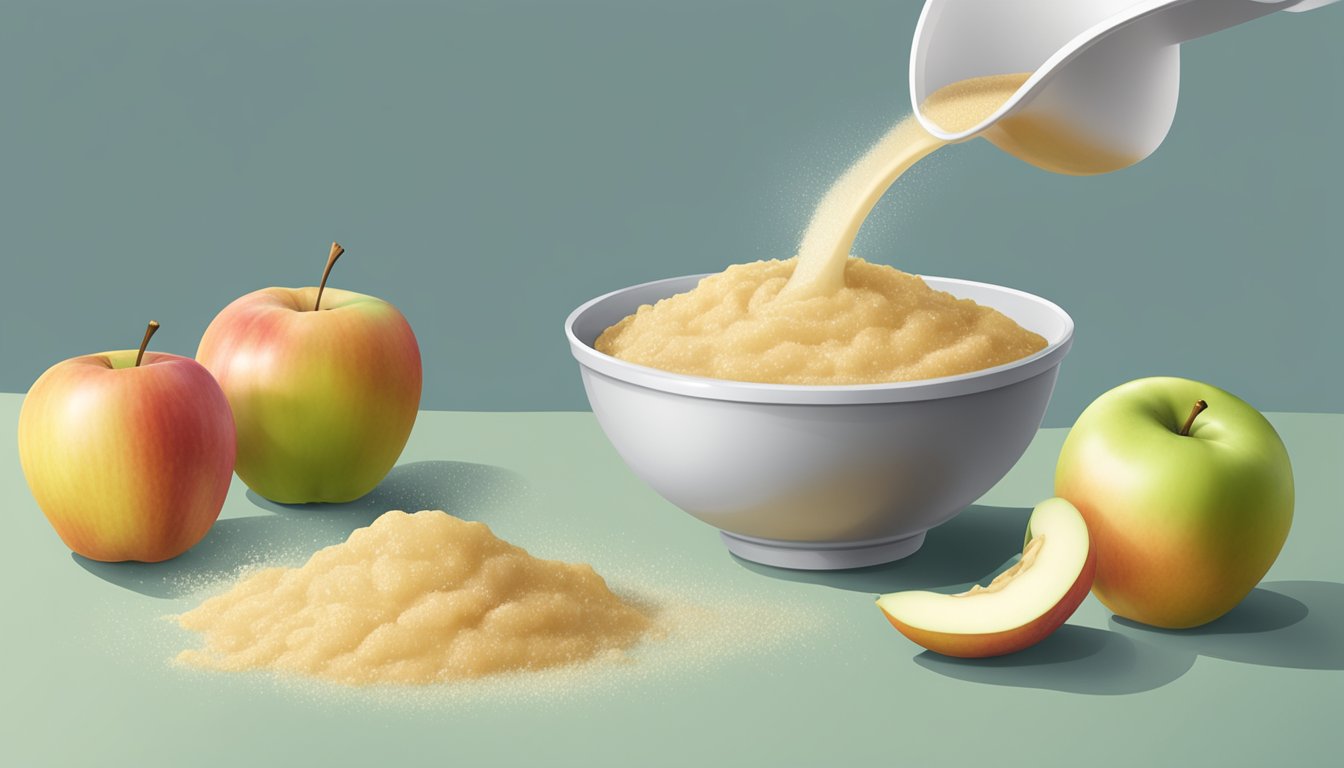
[877,498,1096,658]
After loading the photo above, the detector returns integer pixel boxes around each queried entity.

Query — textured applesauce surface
[175,510,653,685]
[595,257,1047,385]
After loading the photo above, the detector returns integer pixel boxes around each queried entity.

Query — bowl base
[720,530,927,571]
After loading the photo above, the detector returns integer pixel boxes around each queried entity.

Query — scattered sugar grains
[595,257,1047,385]
[175,510,654,686]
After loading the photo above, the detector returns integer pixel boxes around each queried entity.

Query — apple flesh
[877,497,1095,658]
[1055,377,1293,629]
[18,347,236,562]
[197,278,421,504]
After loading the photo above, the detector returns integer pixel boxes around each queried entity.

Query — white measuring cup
[911,0,1339,175]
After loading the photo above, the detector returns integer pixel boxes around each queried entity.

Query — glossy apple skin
[1055,377,1293,629]
[881,540,1095,658]
[196,286,421,503]
[18,351,236,562]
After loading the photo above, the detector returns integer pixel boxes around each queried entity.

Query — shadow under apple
[912,579,1342,695]
[73,460,529,600]
[242,459,530,523]
[1109,580,1344,671]
[912,625,1196,696]
[730,503,1208,696]
[731,504,1032,594]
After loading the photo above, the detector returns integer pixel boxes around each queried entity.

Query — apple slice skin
[880,544,1096,658]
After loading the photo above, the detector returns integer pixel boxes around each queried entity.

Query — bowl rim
[565,272,1074,405]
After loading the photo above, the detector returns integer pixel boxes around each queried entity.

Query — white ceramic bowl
[566,274,1074,570]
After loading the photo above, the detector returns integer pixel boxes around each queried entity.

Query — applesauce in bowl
[565,271,1073,570]
[594,257,1047,386]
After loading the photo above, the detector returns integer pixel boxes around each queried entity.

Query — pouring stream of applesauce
[779,73,1030,301]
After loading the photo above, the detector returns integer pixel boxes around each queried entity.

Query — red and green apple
[877,497,1096,658]
[1055,376,1293,629]
[18,321,236,562]
[196,243,422,503]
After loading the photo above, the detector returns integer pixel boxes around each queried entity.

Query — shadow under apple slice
[732,504,1031,594]
[1109,580,1344,670]
[74,460,529,600]
[913,625,1195,696]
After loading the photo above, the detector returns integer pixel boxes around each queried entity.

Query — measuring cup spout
[911,0,1340,175]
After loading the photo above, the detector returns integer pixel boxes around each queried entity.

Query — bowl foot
[720,530,927,571]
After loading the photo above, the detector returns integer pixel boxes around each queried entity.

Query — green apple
[18,322,236,562]
[878,497,1095,657]
[196,243,422,503]
[1055,376,1293,629]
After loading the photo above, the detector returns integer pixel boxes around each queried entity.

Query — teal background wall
[1,0,1340,424]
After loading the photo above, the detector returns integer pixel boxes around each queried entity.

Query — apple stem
[1179,399,1208,437]
[313,242,345,312]
[134,321,160,367]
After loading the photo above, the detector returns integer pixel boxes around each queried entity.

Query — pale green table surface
[2,392,1341,766]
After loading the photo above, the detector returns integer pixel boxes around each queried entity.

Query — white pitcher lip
[909,0,1188,142]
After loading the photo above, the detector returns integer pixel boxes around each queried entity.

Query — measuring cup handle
[1284,0,1341,11]
[1156,0,1295,44]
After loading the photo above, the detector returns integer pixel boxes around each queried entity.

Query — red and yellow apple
[1055,377,1293,629]
[877,497,1095,658]
[18,321,236,562]
[196,243,422,503]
